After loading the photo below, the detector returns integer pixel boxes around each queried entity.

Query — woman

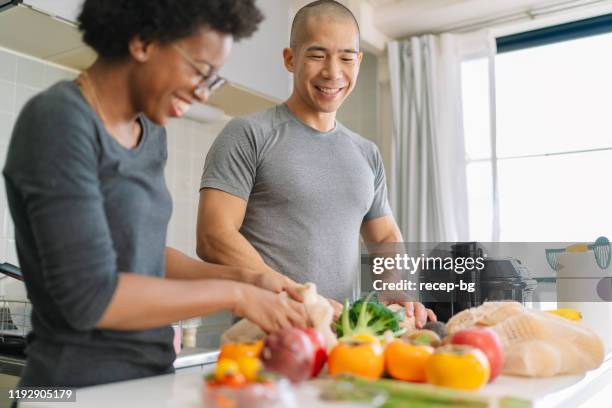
[3,0,307,388]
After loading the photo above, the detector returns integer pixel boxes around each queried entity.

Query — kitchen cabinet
[0,0,288,116]
[216,0,292,102]
[19,0,292,102]
[0,0,289,116]
[22,0,82,24]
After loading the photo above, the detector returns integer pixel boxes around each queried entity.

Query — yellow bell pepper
[214,358,241,381]
[235,356,262,382]
[218,340,264,361]
[425,345,490,390]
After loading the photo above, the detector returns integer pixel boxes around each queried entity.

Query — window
[462,15,612,242]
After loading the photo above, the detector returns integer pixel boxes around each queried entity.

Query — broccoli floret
[335,292,406,340]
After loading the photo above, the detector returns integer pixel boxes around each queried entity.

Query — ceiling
[366,0,402,5]
[367,0,593,38]
[292,0,612,48]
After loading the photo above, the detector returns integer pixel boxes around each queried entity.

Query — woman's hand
[233,285,308,334]
[248,268,304,302]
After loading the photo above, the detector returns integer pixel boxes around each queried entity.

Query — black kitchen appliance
[420,242,538,322]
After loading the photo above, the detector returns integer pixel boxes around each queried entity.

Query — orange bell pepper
[425,345,490,390]
[218,340,264,361]
[328,338,385,379]
[385,340,434,382]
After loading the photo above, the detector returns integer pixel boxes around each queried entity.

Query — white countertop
[18,353,612,408]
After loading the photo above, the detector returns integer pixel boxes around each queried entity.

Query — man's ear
[357,51,364,65]
[283,47,295,73]
[128,36,155,63]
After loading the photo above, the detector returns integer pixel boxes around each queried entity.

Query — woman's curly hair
[78,0,263,59]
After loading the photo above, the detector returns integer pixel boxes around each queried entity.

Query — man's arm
[361,215,436,327]
[360,214,403,243]
[196,188,303,300]
[165,247,251,281]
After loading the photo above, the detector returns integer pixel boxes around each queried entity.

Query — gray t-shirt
[200,104,391,301]
[3,81,174,387]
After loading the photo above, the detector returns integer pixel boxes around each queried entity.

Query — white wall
[337,51,379,145]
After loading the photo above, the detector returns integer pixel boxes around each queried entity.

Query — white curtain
[387,31,495,242]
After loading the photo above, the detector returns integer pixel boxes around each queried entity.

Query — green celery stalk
[340,376,531,408]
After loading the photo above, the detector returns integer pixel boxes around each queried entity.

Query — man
[197,0,435,327]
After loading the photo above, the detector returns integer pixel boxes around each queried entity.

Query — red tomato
[451,328,504,381]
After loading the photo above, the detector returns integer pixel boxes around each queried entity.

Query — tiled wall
[164,118,228,259]
[0,47,230,262]
[0,49,79,268]
[0,47,233,345]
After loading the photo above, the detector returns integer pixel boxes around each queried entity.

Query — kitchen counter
[16,353,612,408]
[173,348,219,370]
[0,354,24,377]
[0,347,219,377]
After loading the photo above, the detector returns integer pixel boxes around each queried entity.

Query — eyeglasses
[172,44,227,97]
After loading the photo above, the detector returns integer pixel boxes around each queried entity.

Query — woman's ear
[128,36,155,63]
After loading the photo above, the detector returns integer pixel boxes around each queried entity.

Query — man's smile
[314,84,346,97]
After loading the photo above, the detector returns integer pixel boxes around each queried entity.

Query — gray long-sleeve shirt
[3,81,174,387]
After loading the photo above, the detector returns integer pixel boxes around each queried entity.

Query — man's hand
[400,302,438,329]
[379,290,436,328]
[399,302,437,329]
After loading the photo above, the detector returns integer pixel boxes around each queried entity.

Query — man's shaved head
[290,0,360,49]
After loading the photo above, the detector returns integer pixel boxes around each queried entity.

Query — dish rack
[0,296,197,342]
[0,295,32,342]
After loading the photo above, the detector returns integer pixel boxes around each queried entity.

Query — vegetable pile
[325,294,505,391]
[204,294,510,408]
